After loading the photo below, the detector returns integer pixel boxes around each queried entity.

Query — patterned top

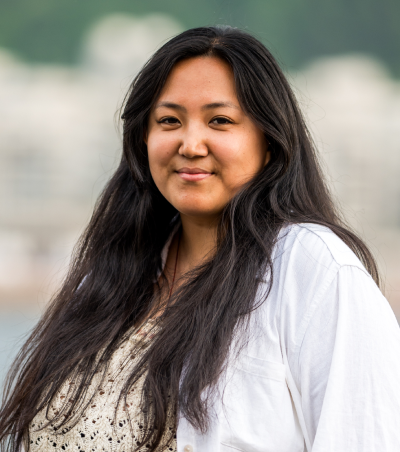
[28,319,177,452]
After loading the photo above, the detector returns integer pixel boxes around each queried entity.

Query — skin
[145,56,270,295]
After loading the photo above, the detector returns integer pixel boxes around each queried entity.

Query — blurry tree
[0,0,399,74]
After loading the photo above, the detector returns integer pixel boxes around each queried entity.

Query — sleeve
[294,265,400,451]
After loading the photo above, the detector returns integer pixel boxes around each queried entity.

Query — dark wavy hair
[0,26,379,452]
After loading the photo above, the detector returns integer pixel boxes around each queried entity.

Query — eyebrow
[202,102,240,111]
[155,101,186,112]
[154,101,240,112]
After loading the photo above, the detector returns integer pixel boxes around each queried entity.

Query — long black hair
[0,26,379,452]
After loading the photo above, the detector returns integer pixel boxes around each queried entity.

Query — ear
[143,128,148,145]
[264,140,271,166]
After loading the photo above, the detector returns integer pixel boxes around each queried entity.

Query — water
[0,310,40,389]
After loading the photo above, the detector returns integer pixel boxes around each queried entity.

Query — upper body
[28,222,400,452]
[1,26,399,452]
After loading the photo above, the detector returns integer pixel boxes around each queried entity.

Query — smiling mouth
[176,168,214,182]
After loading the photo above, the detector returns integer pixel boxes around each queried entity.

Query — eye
[158,116,180,125]
[210,117,233,126]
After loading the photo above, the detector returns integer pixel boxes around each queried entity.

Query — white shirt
[176,223,400,452]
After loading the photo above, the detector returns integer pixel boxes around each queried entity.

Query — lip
[176,167,213,182]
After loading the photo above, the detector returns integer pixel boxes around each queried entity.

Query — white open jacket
[174,223,400,452]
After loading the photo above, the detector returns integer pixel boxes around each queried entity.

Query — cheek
[214,135,266,189]
[147,134,176,182]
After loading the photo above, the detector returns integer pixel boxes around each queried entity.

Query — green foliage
[0,0,399,74]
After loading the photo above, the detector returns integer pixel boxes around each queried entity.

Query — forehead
[157,56,238,103]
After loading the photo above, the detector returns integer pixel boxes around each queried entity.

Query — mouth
[176,167,214,182]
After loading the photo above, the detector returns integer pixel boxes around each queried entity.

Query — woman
[1,26,400,452]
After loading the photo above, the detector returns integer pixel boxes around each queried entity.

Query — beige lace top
[28,319,177,452]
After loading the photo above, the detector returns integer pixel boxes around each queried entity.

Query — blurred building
[0,14,399,315]
[0,14,182,306]
[293,56,400,229]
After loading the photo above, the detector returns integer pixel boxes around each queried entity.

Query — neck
[178,213,219,274]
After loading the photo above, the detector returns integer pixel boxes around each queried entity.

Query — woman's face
[146,56,270,220]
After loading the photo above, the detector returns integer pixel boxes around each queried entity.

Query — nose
[178,124,208,158]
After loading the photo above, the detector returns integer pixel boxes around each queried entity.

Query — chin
[175,204,223,220]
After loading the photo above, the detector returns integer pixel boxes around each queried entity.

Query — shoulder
[273,222,368,274]
[264,223,373,345]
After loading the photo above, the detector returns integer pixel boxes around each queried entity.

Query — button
[183,445,193,452]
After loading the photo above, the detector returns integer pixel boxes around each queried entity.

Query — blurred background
[1,0,399,384]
